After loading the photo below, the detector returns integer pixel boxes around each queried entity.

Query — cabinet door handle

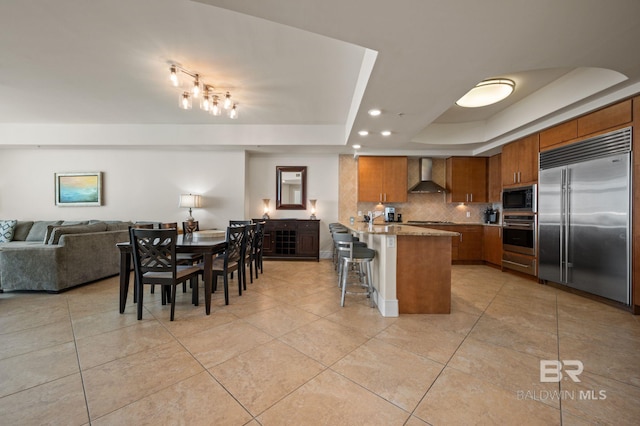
[518,171,521,183]
[384,193,387,202]
[460,233,463,242]
[470,193,473,202]
[513,172,517,183]
[379,193,383,202]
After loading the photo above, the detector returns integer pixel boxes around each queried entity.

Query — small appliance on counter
[484,207,499,224]
[384,206,395,222]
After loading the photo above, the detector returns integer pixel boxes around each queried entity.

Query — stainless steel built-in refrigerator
[538,127,631,305]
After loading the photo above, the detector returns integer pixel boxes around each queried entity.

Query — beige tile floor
[1,261,639,425]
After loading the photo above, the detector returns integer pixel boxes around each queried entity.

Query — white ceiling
[1,0,640,156]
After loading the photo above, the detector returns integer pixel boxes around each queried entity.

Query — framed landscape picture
[55,172,102,206]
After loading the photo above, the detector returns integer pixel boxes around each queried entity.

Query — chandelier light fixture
[169,64,239,119]
[456,78,515,108]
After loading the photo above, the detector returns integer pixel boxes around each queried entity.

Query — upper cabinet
[488,154,502,203]
[357,156,408,203]
[540,100,633,151]
[446,157,487,203]
[501,134,539,187]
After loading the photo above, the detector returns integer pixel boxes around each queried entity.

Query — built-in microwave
[502,184,536,212]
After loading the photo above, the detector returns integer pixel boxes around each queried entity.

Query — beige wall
[339,155,491,223]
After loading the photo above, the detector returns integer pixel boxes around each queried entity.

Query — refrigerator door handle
[559,168,566,283]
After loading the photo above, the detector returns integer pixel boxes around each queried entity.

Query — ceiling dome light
[368,108,381,116]
[456,78,515,108]
[381,130,391,136]
[358,130,369,136]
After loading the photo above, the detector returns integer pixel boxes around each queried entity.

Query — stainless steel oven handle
[502,259,531,268]
[503,223,534,229]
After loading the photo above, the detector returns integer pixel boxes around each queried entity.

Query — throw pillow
[25,221,63,242]
[12,221,34,241]
[48,222,108,245]
[0,220,18,243]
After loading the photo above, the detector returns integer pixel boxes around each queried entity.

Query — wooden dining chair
[182,221,199,234]
[198,225,245,305]
[253,221,266,279]
[160,222,201,294]
[129,228,200,321]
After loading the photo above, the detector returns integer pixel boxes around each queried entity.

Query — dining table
[117,232,227,315]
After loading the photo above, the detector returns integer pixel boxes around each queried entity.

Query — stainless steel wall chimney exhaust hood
[409,158,447,193]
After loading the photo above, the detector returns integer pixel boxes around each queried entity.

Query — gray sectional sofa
[0,220,131,293]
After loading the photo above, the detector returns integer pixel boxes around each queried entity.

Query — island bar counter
[341,223,459,316]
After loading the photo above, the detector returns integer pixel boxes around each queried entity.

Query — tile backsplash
[339,155,497,224]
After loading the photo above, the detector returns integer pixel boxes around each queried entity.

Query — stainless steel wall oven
[502,214,536,256]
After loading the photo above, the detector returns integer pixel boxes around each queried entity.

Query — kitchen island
[341,222,459,316]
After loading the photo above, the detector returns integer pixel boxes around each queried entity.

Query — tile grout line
[66,295,92,425]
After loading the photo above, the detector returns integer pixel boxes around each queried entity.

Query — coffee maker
[384,206,396,222]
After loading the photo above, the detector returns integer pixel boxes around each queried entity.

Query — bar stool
[332,231,367,276]
[336,236,376,307]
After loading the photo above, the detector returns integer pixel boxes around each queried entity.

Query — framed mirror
[276,166,307,210]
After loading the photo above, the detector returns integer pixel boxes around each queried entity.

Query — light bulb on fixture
[179,91,192,110]
[262,198,270,219]
[169,65,179,87]
[210,96,222,116]
[223,92,232,109]
[192,75,200,98]
[229,104,238,119]
[201,94,211,111]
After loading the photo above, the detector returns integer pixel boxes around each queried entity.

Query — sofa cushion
[48,222,109,245]
[0,220,17,243]
[61,220,89,226]
[25,221,63,242]
[12,221,34,241]
[106,222,132,231]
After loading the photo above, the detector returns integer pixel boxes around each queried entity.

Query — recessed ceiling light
[456,78,515,108]
[358,130,369,136]
[352,144,361,149]
[368,108,382,116]
[381,130,391,136]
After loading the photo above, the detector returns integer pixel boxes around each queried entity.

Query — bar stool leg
[367,260,375,307]
[340,259,349,307]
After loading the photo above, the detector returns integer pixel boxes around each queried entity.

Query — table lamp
[179,193,202,223]
[309,199,317,219]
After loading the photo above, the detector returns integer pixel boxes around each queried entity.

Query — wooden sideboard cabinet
[260,219,320,261]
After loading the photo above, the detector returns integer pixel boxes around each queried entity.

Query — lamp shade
[179,194,202,209]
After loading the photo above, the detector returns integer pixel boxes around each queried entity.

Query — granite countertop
[342,222,459,237]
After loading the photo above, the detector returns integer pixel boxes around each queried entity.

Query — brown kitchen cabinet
[423,224,483,262]
[501,133,539,187]
[260,219,319,261]
[483,225,502,266]
[488,153,502,202]
[357,156,408,203]
[445,157,487,203]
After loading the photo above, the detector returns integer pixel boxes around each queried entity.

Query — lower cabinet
[483,225,502,266]
[260,219,319,261]
[417,224,483,263]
